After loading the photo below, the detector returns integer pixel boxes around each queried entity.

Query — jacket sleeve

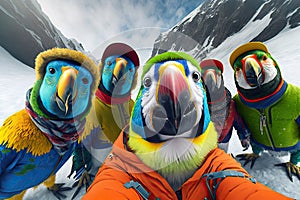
[0,145,18,176]
[203,149,292,200]
[83,164,142,200]
[232,101,251,140]
[216,176,293,200]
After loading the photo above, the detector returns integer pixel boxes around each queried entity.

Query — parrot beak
[112,57,127,86]
[203,69,224,102]
[243,57,264,88]
[153,65,197,137]
[203,69,221,92]
[56,67,78,115]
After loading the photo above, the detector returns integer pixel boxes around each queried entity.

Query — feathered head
[200,59,225,103]
[229,42,284,106]
[30,48,100,119]
[98,43,140,97]
[127,52,217,189]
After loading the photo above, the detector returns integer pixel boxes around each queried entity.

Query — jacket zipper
[258,109,275,150]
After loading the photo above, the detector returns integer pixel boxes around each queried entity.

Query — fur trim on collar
[35,48,100,93]
[31,48,100,119]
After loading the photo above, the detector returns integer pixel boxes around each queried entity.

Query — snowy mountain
[152,0,300,60]
[0,0,84,68]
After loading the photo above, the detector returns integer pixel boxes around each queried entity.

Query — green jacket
[233,84,300,151]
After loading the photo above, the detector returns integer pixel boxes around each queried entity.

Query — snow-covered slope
[0,46,35,123]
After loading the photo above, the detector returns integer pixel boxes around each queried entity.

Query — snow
[1,26,300,200]
[0,47,35,124]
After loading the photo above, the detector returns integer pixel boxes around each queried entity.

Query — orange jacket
[83,130,292,200]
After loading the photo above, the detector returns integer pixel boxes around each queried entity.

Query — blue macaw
[69,43,139,199]
[0,48,100,200]
[230,42,300,181]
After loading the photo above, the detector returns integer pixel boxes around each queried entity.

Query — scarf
[238,80,287,109]
[25,89,85,155]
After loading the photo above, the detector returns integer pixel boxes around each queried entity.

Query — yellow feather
[128,126,163,153]
[128,122,218,173]
[0,109,52,156]
[79,98,102,142]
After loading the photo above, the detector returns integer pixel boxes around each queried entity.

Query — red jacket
[84,130,292,200]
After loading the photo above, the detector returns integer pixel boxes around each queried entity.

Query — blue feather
[130,89,147,138]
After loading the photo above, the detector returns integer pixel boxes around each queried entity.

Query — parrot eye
[262,55,268,61]
[107,61,112,66]
[82,78,89,84]
[49,67,56,74]
[235,67,240,72]
[129,68,133,72]
[192,71,201,83]
[143,77,152,88]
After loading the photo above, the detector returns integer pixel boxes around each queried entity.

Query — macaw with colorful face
[0,48,100,200]
[83,52,291,200]
[200,59,250,152]
[128,52,216,190]
[69,43,140,199]
[230,42,300,181]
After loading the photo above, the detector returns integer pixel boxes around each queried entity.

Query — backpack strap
[124,180,150,200]
[201,170,256,200]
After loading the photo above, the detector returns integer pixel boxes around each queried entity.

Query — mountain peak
[152,0,300,60]
[0,0,84,68]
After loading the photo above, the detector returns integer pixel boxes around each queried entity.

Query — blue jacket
[0,108,80,199]
[0,143,76,198]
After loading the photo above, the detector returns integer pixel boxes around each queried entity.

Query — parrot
[199,59,251,152]
[0,48,100,200]
[229,41,300,181]
[83,52,291,200]
[68,43,140,198]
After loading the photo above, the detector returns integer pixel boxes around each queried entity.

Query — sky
[36,0,203,56]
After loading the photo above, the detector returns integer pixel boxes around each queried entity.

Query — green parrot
[230,41,300,181]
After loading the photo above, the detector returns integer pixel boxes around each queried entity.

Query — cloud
[37,0,201,61]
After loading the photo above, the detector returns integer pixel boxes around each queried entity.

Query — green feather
[142,52,200,79]
[29,80,50,118]
[15,164,36,175]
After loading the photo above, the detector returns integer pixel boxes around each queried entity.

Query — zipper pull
[262,115,267,126]
[259,113,266,135]
[260,117,263,134]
